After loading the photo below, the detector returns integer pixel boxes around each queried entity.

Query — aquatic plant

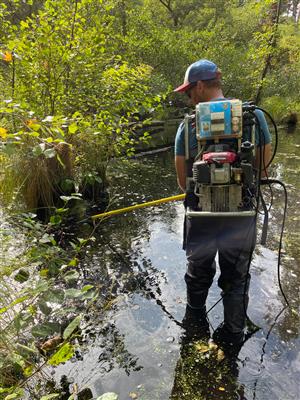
[0,208,100,398]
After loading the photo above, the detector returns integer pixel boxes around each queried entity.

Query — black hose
[253,106,278,169]
[252,106,290,308]
[260,178,290,307]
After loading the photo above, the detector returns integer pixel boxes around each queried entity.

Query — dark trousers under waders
[184,215,256,334]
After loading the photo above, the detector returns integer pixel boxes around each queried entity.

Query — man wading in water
[174,59,272,346]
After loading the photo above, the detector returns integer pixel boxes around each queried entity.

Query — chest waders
[183,100,259,336]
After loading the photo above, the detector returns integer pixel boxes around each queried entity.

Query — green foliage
[110,0,299,116]
[47,343,75,366]
[0,211,97,394]
[0,0,299,397]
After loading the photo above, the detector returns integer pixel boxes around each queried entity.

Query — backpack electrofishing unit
[185,99,263,217]
[183,99,291,311]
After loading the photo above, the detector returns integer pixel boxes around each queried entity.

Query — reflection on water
[170,336,245,400]
[54,130,300,400]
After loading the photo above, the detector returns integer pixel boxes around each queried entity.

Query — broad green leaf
[65,289,82,298]
[63,315,81,340]
[48,342,74,366]
[38,300,52,315]
[31,322,61,338]
[43,289,65,304]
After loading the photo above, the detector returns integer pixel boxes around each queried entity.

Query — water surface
[55,129,300,399]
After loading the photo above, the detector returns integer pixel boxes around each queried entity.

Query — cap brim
[174,82,192,93]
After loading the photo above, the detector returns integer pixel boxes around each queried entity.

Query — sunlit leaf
[47,342,74,366]
[68,123,78,134]
[68,258,78,267]
[30,123,41,131]
[0,127,8,139]
[81,285,94,292]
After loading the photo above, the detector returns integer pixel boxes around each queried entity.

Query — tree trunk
[255,0,282,105]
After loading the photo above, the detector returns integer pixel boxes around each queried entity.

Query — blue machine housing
[196,99,243,140]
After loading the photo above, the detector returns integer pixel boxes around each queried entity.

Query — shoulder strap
[184,114,190,161]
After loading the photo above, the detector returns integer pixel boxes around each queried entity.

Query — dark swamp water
[53,129,300,400]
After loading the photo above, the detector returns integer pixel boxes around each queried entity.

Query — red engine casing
[202,151,237,164]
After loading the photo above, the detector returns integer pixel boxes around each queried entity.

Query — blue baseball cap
[174,59,219,92]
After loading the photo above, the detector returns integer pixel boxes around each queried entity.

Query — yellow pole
[91,193,185,220]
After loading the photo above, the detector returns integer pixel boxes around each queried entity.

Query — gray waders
[183,117,257,335]
[184,215,256,334]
